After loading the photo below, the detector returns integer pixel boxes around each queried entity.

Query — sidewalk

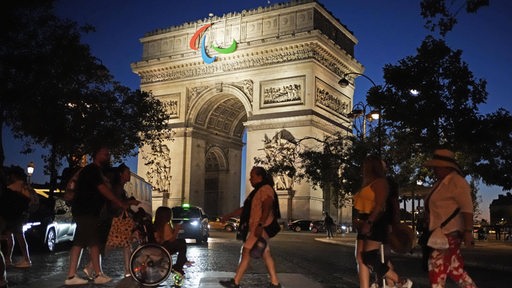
[316,233,512,272]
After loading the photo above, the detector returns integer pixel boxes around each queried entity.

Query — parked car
[23,196,76,252]
[309,220,325,233]
[171,204,209,244]
[287,219,312,232]
[208,217,239,232]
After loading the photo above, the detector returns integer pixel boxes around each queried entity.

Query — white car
[24,197,76,252]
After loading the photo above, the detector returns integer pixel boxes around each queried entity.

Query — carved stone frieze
[137,42,349,84]
[261,76,304,108]
[315,78,351,117]
[230,79,254,100]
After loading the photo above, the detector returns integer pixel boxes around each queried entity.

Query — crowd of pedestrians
[0,145,480,288]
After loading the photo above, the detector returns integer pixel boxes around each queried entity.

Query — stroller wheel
[130,243,172,286]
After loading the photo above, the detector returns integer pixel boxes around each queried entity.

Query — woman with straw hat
[423,148,477,288]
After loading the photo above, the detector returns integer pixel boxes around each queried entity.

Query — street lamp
[347,102,379,140]
[27,161,35,185]
[339,72,382,155]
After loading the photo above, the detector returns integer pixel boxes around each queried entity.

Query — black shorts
[73,215,102,247]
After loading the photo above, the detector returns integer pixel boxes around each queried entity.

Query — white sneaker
[64,275,88,285]
[93,273,112,284]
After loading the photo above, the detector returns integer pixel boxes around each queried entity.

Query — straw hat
[388,223,416,254]
[424,149,462,174]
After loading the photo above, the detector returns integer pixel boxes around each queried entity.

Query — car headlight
[190,220,199,226]
[23,222,42,233]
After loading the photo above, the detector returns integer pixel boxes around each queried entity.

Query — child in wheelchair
[152,206,194,276]
[129,206,193,287]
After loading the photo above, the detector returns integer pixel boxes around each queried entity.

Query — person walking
[64,146,129,285]
[219,166,281,288]
[0,170,9,288]
[0,216,7,288]
[324,212,335,239]
[83,163,140,279]
[0,166,33,268]
[353,155,412,288]
[423,148,477,288]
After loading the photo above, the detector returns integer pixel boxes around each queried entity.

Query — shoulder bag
[427,208,460,250]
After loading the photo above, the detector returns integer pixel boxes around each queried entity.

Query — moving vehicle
[208,217,239,232]
[287,219,312,232]
[171,204,209,244]
[23,196,76,252]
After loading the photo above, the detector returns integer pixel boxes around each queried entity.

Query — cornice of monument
[142,0,353,41]
[245,111,350,134]
[133,39,360,85]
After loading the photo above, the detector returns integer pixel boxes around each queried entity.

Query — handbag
[388,222,416,254]
[264,218,281,238]
[427,208,460,250]
[106,210,135,248]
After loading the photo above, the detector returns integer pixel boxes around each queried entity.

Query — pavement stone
[5,233,512,287]
[6,270,321,287]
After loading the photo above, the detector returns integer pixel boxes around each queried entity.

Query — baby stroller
[129,206,184,287]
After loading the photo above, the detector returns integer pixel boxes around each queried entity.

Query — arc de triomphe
[132,0,364,222]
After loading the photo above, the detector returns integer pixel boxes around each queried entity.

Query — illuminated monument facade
[131,0,363,221]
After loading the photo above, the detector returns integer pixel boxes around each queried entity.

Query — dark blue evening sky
[3,0,511,219]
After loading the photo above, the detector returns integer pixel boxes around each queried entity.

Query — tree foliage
[368,36,512,190]
[1,0,171,186]
[420,0,489,36]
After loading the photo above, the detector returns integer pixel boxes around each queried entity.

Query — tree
[367,35,512,191]
[254,130,300,191]
[420,0,489,37]
[1,0,171,193]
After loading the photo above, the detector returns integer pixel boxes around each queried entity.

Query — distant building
[489,192,512,225]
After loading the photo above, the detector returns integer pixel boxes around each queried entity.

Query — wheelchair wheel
[130,243,172,286]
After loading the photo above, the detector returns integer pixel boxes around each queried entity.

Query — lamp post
[339,72,382,155]
[347,102,379,140]
[27,161,35,185]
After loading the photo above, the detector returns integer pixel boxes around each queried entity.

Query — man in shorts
[64,146,128,285]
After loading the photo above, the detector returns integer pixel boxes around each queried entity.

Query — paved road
[4,231,512,287]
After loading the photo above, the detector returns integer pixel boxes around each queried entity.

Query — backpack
[63,167,83,203]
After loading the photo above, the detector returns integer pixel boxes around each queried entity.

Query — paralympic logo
[189,24,237,64]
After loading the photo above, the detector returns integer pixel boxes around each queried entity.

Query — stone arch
[187,84,253,135]
[184,86,250,215]
[133,1,362,222]
[204,145,229,215]
[205,145,228,171]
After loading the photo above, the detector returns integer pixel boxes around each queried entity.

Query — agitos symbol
[189,24,237,64]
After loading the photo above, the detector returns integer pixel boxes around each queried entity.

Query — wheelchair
[129,208,184,287]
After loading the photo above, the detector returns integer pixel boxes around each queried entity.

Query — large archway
[132,1,363,221]
[192,93,248,216]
